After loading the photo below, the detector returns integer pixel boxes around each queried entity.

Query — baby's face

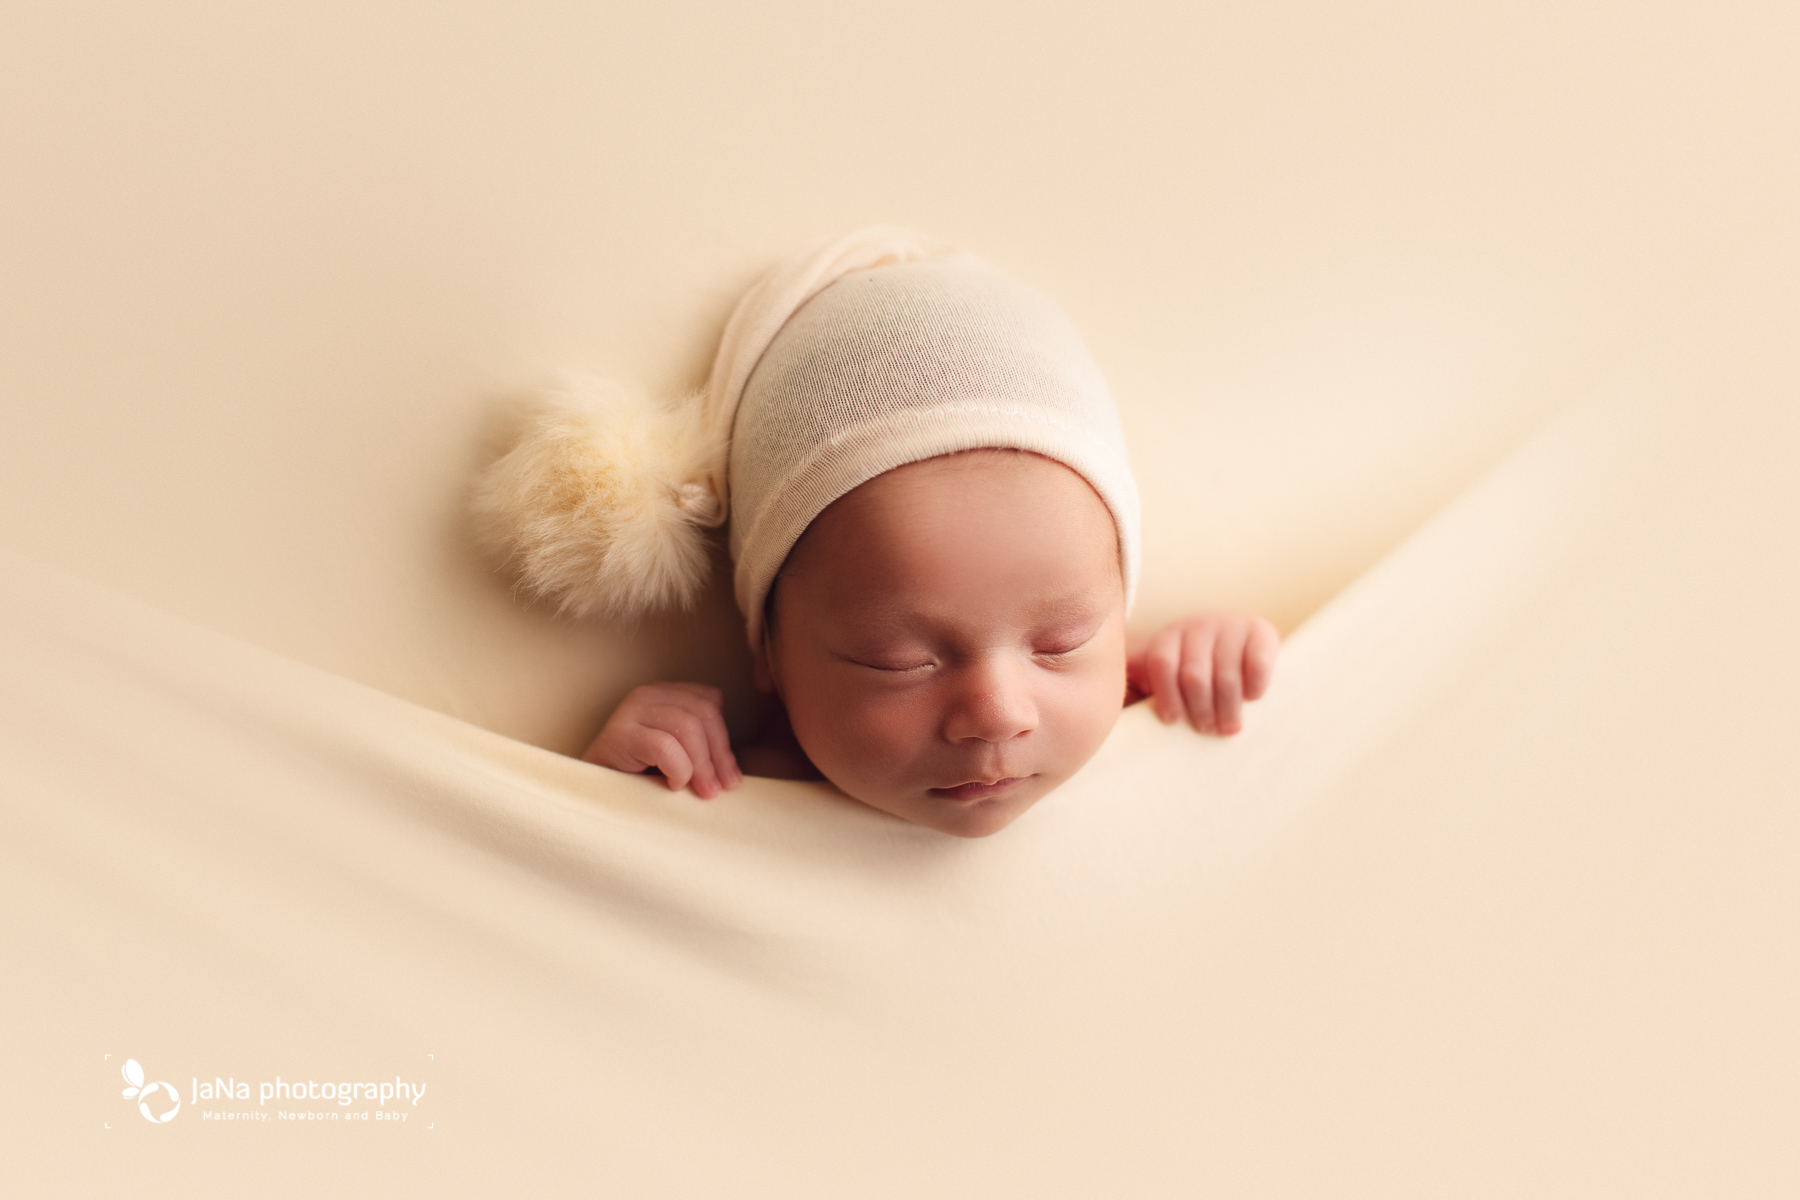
[761,450,1127,837]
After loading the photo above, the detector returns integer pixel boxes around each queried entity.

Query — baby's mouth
[929,776,1033,803]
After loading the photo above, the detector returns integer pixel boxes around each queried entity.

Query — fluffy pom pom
[471,376,724,618]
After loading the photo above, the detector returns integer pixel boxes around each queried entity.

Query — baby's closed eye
[1030,619,1106,659]
[835,641,938,672]
[1034,633,1094,656]
[856,656,935,672]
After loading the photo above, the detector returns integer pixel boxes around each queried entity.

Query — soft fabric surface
[8,265,1795,1195]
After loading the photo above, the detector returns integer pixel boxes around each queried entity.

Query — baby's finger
[662,689,737,789]
[1146,629,1186,725]
[1178,624,1216,733]
[698,701,740,789]
[1243,618,1280,701]
[635,727,695,793]
[651,705,724,799]
[1211,620,1248,735]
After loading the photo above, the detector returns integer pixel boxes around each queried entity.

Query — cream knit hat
[474,226,1140,649]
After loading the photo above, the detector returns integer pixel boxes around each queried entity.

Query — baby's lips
[929,776,1033,802]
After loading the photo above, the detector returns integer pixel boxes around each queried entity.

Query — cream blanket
[7,267,1796,1195]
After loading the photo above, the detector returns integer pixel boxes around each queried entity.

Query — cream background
[3,1,1797,1195]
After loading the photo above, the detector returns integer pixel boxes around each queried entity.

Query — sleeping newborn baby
[477,227,1277,837]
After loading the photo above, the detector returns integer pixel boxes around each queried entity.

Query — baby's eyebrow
[1034,612,1106,636]
[1026,590,1115,626]
[835,600,1110,650]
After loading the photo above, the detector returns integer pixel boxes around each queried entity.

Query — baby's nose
[942,658,1038,743]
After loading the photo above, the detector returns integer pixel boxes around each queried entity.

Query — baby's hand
[1128,613,1280,736]
[582,682,743,799]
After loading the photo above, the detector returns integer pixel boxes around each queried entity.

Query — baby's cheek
[1048,670,1127,767]
[794,683,931,776]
